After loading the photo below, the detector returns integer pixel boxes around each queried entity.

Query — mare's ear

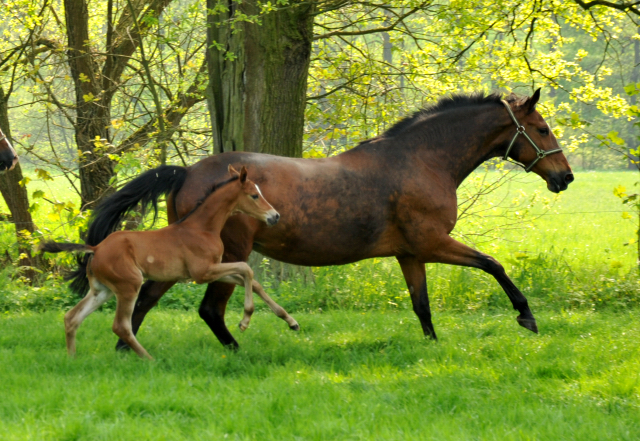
[240,166,248,183]
[526,88,541,114]
[228,164,239,176]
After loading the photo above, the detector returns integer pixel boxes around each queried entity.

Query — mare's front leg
[431,236,537,333]
[397,256,437,340]
[195,262,255,332]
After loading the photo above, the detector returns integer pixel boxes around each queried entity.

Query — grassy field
[1,168,639,440]
[1,309,639,440]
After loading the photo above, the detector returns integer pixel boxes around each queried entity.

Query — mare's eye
[251,195,259,200]
[538,127,550,136]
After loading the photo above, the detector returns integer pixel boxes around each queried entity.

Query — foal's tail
[67,165,188,295]
[39,242,94,254]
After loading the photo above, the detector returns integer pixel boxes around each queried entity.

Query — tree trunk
[206,0,313,156]
[64,0,115,209]
[63,0,174,209]
[206,0,315,283]
[0,87,39,281]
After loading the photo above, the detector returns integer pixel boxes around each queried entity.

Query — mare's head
[0,128,18,173]
[502,89,574,193]
[228,165,280,226]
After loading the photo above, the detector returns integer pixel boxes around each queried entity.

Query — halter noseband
[500,100,563,173]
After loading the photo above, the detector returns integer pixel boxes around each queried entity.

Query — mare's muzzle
[547,171,574,193]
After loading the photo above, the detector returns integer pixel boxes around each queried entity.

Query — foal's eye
[251,195,259,200]
[538,127,550,136]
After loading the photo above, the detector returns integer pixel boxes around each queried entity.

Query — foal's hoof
[238,322,248,332]
[289,323,300,331]
[517,315,539,334]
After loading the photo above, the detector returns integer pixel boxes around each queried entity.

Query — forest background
[0,0,639,312]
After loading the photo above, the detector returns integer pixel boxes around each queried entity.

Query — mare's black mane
[175,175,239,224]
[383,92,509,139]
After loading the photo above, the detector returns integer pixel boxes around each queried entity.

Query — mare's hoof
[517,315,539,334]
[115,341,132,352]
[289,323,300,331]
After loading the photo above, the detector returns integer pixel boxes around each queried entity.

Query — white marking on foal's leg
[64,286,113,356]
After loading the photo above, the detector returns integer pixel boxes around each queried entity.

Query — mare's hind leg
[397,256,437,340]
[431,236,537,333]
[115,280,176,351]
[65,285,114,356]
[112,287,153,360]
[218,275,300,331]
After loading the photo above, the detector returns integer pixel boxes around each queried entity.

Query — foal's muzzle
[266,211,280,226]
[547,171,574,193]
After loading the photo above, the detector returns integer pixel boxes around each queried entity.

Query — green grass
[1,309,639,440]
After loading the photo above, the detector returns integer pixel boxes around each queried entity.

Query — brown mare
[41,166,298,359]
[71,90,574,350]
[0,127,19,172]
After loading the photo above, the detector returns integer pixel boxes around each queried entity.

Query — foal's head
[502,89,574,193]
[228,165,280,226]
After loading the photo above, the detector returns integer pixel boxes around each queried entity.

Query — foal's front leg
[218,275,300,331]
[431,236,538,333]
[196,262,255,331]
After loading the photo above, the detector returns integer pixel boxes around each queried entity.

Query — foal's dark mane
[376,91,526,140]
[175,175,239,224]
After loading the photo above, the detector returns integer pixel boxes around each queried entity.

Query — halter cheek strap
[500,100,563,173]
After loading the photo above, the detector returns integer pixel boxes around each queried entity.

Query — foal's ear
[526,88,541,114]
[239,166,248,183]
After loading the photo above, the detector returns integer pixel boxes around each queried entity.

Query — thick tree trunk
[206,0,313,156]
[64,0,173,209]
[64,0,115,209]
[0,87,39,281]
[206,0,314,283]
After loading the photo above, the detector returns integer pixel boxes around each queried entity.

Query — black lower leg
[199,282,238,349]
[482,256,538,334]
[414,280,437,340]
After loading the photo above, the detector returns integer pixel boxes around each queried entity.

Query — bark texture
[0,87,38,280]
[206,0,314,156]
[63,0,173,209]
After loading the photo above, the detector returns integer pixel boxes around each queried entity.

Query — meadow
[0,169,639,440]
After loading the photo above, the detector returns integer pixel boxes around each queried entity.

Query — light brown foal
[40,165,298,359]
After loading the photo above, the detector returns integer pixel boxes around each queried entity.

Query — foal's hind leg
[218,275,300,331]
[112,287,154,360]
[431,236,537,333]
[64,285,114,356]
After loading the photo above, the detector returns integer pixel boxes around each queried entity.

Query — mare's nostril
[565,173,574,184]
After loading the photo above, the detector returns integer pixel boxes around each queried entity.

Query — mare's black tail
[67,165,188,295]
